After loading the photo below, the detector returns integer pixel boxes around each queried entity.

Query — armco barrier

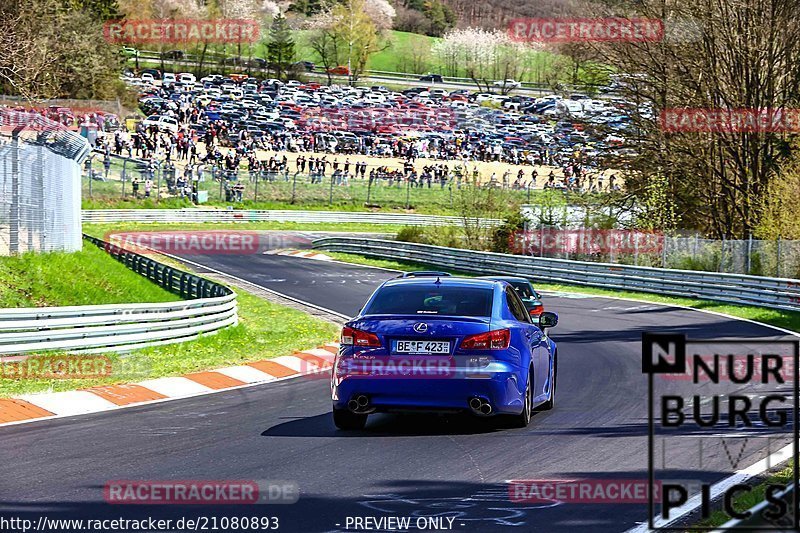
[0,236,237,355]
[82,209,502,227]
[311,238,800,312]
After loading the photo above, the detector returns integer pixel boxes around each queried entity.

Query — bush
[396,226,427,243]
[425,225,461,248]
[490,213,527,254]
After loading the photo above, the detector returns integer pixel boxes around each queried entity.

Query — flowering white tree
[260,1,280,18]
[363,0,395,30]
[433,28,537,92]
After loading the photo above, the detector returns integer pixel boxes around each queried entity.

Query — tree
[306,10,342,85]
[432,28,536,92]
[307,0,386,84]
[69,0,120,20]
[591,0,800,238]
[757,155,800,240]
[267,12,295,80]
[0,0,124,101]
[331,0,382,83]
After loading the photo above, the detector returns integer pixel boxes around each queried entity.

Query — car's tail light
[529,305,544,317]
[461,329,510,350]
[341,326,381,347]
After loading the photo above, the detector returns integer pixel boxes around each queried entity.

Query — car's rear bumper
[332,368,524,415]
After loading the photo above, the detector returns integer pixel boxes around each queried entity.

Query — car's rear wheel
[510,369,533,428]
[537,353,557,411]
[332,408,367,430]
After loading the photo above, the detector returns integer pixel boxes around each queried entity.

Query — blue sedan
[331,277,558,429]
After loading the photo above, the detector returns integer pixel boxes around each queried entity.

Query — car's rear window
[364,285,493,317]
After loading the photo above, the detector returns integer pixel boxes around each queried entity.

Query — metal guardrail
[82,209,502,227]
[0,236,237,354]
[311,238,800,313]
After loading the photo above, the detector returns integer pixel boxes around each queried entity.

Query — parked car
[142,115,179,134]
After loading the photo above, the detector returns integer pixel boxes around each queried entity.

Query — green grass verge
[323,251,800,333]
[82,222,403,238]
[0,291,339,396]
[690,463,794,530]
[0,244,181,307]
[81,178,559,215]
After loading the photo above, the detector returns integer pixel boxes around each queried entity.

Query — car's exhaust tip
[469,397,492,416]
[348,395,374,414]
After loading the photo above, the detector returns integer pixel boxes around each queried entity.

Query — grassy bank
[82,221,403,237]
[81,176,566,215]
[0,238,340,396]
[0,244,180,307]
[690,463,794,530]
[322,251,800,333]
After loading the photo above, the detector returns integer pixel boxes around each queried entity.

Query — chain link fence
[82,152,548,211]
[516,228,800,279]
[0,111,90,255]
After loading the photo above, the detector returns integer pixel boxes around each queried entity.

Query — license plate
[392,340,450,354]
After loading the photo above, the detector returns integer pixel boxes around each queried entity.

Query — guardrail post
[746,234,753,274]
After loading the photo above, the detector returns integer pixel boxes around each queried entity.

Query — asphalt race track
[1,240,795,533]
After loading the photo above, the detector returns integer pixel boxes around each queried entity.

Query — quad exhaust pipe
[469,397,492,416]
[348,395,374,414]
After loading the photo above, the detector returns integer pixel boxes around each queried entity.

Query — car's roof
[380,277,501,289]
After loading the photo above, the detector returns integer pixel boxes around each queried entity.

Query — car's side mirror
[539,312,558,330]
